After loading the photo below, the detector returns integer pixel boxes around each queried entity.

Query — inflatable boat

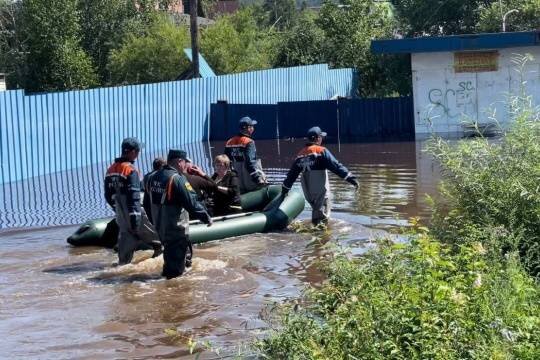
[67,185,305,247]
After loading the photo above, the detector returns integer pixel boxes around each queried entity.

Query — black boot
[151,241,163,258]
[185,242,193,268]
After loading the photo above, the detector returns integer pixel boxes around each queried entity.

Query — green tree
[391,0,493,36]
[0,0,25,88]
[21,0,98,92]
[274,10,325,67]
[108,16,191,84]
[263,0,298,30]
[477,0,540,32]
[200,7,275,74]
[77,0,141,83]
[318,0,409,97]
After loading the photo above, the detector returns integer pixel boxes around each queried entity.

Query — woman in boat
[211,154,242,216]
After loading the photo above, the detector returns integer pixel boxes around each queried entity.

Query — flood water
[0,139,440,359]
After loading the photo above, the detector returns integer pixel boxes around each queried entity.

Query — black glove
[204,214,213,227]
[281,186,290,196]
[346,176,359,189]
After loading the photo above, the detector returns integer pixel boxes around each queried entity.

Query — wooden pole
[189,0,200,78]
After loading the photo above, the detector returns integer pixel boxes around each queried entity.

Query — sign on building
[454,51,499,73]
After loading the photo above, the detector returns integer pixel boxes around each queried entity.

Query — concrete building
[372,31,540,136]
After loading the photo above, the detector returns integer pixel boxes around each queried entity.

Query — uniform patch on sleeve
[185,182,194,192]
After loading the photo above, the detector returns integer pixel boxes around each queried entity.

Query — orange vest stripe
[166,176,175,201]
[297,145,325,157]
[226,136,252,147]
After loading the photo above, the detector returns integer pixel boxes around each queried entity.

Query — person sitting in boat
[210,154,242,216]
[281,127,359,226]
[142,157,166,225]
[225,116,267,194]
[146,149,212,279]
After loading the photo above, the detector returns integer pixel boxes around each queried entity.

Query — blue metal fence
[278,100,339,140]
[0,64,355,184]
[209,102,278,141]
[338,97,414,140]
[209,97,414,142]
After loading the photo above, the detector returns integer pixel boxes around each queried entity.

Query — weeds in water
[164,327,259,359]
[288,220,330,234]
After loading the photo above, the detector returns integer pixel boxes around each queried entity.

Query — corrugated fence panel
[210,97,415,142]
[278,100,339,140]
[209,103,278,141]
[0,64,355,184]
[339,97,414,140]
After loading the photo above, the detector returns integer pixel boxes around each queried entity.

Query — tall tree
[477,0,540,32]
[21,0,98,92]
[274,10,325,67]
[0,0,25,88]
[77,0,140,83]
[108,16,191,84]
[318,0,409,97]
[200,7,276,74]
[263,0,298,30]
[391,0,494,36]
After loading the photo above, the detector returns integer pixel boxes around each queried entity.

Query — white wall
[412,46,540,134]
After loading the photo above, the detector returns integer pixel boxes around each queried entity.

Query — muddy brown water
[0,140,440,359]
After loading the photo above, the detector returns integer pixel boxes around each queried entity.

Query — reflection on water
[0,140,441,359]
[1,140,439,230]
[0,142,213,229]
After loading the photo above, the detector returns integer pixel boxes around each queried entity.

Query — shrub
[426,73,540,276]
[258,234,540,359]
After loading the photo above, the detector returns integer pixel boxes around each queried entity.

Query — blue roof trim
[184,48,216,77]
[371,31,540,54]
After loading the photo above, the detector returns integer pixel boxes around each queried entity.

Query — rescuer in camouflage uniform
[105,138,160,264]
[147,149,213,279]
[225,117,266,194]
[282,127,359,225]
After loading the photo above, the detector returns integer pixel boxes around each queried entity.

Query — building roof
[371,31,540,54]
[183,49,216,78]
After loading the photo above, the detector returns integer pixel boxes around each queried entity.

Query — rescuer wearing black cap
[105,137,162,264]
[146,149,213,279]
[224,116,267,194]
[281,127,359,226]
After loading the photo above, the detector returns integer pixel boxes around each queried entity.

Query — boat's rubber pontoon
[66,185,305,247]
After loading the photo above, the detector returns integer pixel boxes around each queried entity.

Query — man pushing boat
[281,127,359,226]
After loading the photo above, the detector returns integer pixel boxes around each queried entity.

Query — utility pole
[189,0,200,78]
[502,9,519,32]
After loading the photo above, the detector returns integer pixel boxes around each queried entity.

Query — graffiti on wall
[425,80,477,121]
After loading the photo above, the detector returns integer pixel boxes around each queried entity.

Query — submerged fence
[210,97,414,141]
[0,64,355,184]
